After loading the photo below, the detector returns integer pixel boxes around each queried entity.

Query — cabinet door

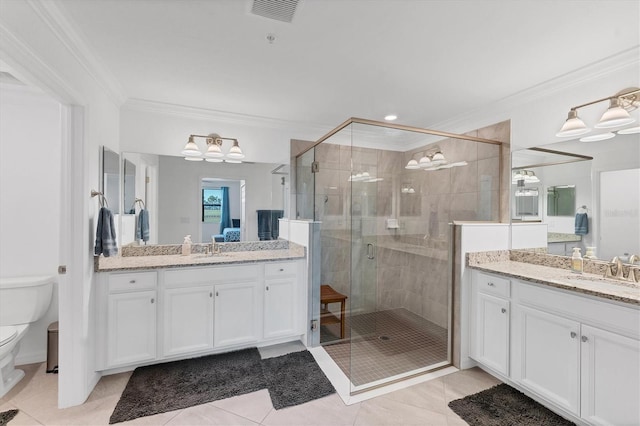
[163,286,214,357]
[107,290,156,367]
[214,281,260,347]
[264,277,297,339]
[475,293,509,375]
[513,305,580,416]
[580,325,640,426]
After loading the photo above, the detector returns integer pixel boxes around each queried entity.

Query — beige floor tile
[443,367,500,403]
[0,363,42,406]
[119,409,183,425]
[210,389,273,423]
[165,403,258,426]
[377,377,447,414]
[358,397,448,426]
[2,364,57,408]
[261,394,361,426]
[85,371,132,404]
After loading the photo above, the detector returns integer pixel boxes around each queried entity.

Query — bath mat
[0,409,19,426]
[110,348,335,423]
[261,350,336,409]
[109,348,266,424]
[448,383,575,425]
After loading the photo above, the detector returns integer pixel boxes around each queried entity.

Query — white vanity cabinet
[471,270,640,425]
[263,262,299,339]
[97,259,304,372]
[471,272,510,376]
[101,271,158,368]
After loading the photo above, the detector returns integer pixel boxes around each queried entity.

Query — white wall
[1,0,122,407]
[0,83,61,364]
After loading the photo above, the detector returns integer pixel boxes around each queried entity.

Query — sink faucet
[629,254,640,265]
[604,256,624,279]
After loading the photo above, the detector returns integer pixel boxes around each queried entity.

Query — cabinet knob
[279,268,284,272]
[216,291,219,297]
[150,298,155,304]
[266,286,269,291]
[581,336,588,342]
[129,280,136,284]
[570,332,577,338]
[209,292,213,298]
[501,308,507,314]
[487,282,495,287]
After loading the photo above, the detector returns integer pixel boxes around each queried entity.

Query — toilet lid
[0,326,17,346]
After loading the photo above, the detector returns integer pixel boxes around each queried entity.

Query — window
[202,188,222,223]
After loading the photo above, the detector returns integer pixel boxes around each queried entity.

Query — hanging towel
[136,209,150,242]
[94,207,118,257]
[575,212,589,235]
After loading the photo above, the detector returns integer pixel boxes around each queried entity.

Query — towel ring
[91,190,109,208]
[130,198,146,212]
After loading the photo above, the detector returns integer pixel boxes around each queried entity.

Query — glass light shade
[418,156,432,168]
[595,98,636,128]
[405,159,420,169]
[225,159,242,164]
[618,126,640,135]
[407,187,415,193]
[556,110,590,137]
[384,114,397,121]
[184,156,203,162]
[431,152,446,165]
[205,158,223,163]
[181,137,202,157]
[227,141,245,159]
[204,141,224,158]
[579,132,615,142]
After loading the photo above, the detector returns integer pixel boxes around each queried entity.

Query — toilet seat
[0,326,17,347]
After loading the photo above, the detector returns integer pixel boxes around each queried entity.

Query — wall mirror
[511,131,640,260]
[123,159,136,214]
[100,146,120,214]
[120,152,288,246]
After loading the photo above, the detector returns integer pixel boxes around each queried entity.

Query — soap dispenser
[182,235,192,256]
[571,247,583,274]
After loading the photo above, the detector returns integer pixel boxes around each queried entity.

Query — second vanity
[94,242,306,373]
[467,251,639,426]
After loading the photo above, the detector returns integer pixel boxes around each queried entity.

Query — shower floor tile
[322,308,448,387]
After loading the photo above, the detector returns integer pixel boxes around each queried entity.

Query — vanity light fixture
[579,132,615,143]
[404,149,462,171]
[384,114,398,121]
[512,170,540,184]
[618,126,640,135]
[556,87,639,138]
[181,134,245,162]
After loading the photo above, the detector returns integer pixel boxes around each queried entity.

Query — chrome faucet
[629,254,640,265]
[604,256,624,279]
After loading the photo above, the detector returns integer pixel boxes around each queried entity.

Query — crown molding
[425,46,640,133]
[122,98,334,135]
[26,0,127,106]
[0,22,83,105]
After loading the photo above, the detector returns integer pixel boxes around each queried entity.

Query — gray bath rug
[109,348,266,424]
[261,350,336,409]
[110,348,335,424]
[0,409,19,426]
[448,383,575,426]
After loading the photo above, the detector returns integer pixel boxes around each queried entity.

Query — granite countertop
[468,260,639,305]
[96,244,305,272]
[547,232,582,243]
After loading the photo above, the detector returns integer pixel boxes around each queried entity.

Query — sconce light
[405,149,468,171]
[556,87,639,139]
[512,170,540,184]
[181,134,245,162]
[401,184,415,194]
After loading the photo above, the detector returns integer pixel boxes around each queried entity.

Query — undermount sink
[563,274,639,289]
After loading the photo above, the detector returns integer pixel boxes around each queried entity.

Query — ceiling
[57,0,639,133]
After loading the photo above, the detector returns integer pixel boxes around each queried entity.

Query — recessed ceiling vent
[251,0,300,23]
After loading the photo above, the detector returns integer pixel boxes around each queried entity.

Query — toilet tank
[0,275,54,326]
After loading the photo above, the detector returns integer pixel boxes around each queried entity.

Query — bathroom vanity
[468,254,639,426]
[94,243,306,373]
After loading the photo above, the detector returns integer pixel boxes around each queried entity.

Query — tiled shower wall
[296,120,511,331]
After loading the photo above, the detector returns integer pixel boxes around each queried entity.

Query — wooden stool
[320,285,347,339]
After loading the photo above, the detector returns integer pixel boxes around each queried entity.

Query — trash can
[46,321,58,374]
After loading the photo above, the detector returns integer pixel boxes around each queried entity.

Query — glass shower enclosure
[296,118,503,394]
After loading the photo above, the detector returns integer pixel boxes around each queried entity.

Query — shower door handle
[367,243,375,259]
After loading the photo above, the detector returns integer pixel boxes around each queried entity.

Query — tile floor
[323,309,448,386]
[0,351,500,425]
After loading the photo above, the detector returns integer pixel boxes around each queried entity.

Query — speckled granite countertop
[468,254,639,305]
[547,232,582,243]
[96,243,305,272]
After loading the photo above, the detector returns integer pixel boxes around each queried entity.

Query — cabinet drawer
[476,272,510,298]
[265,262,297,278]
[108,271,157,293]
[165,264,260,286]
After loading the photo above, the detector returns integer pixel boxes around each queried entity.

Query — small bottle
[181,235,192,256]
[571,247,583,274]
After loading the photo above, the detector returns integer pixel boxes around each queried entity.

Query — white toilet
[0,275,54,397]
